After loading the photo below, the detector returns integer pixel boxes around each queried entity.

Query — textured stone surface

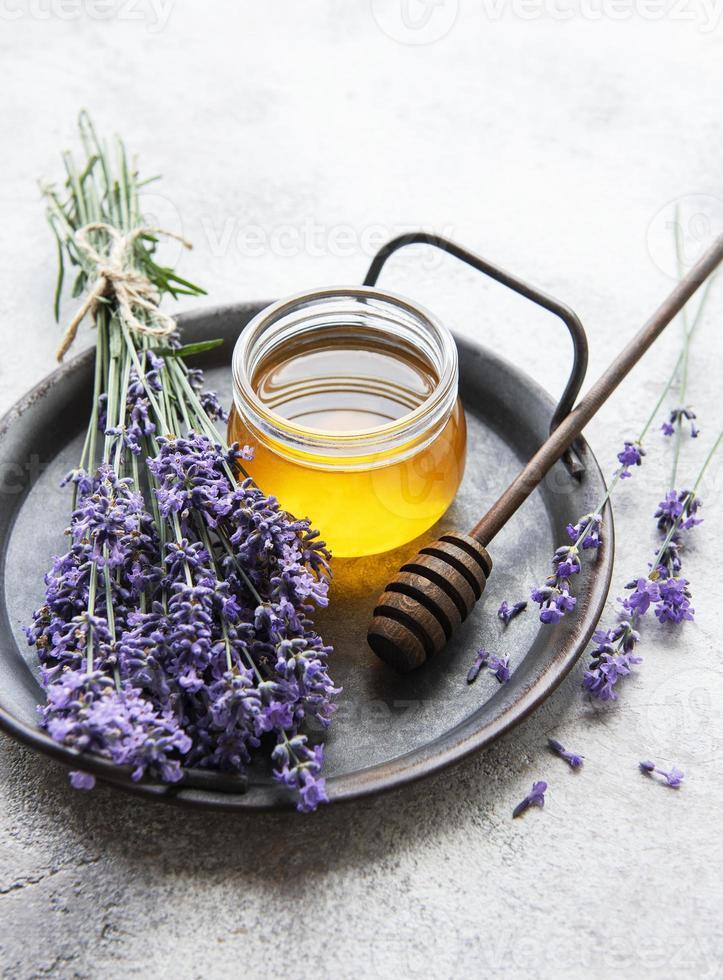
[0,4,721,978]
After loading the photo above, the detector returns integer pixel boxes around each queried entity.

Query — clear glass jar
[229,287,466,557]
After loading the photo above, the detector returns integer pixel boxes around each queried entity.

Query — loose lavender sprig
[547,738,583,769]
[497,600,527,625]
[579,235,717,702]
[530,234,715,627]
[662,407,698,440]
[639,760,684,788]
[614,440,646,479]
[583,433,719,700]
[466,648,510,685]
[29,116,339,812]
[512,780,547,818]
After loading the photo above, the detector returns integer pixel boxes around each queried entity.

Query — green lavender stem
[671,206,692,487]
[637,274,713,445]
[569,241,716,554]
[652,428,722,576]
[595,429,721,668]
[43,113,206,674]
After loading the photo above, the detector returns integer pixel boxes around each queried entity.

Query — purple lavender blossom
[547,738,583,769]
[272,738,328,813]
[639,760,684,788]
[531,583,576,624]
[467,649,511,685]
[655,490,702,536]
[512,780,547,818]
[531,513,603,625]
[566,512,603,550]
[489,655,511,683]
[555,549,581,578]
[41,670,191,783]
[655,577,694,624]
[622,578,660,616]
[662,407,697,439]
[662,767,685,788]
[497,600,527,625]
[28,424,338,812]
[61,468,94,496]
[187,368,228,423]
[583,485,704,701]
[466,649,489,684]
[105,351,164,456]
[648,490,701,623]
[582,651,642,701]
[69,770,96,790]
[655,490,684,528]
[582,622,642,701]
[615,440,645,479]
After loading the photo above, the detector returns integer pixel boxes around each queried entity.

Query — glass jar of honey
[229,287,466,557]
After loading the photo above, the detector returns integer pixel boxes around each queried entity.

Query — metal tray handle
[363,232,589,473]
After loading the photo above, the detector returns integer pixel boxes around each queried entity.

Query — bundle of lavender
[27,113,338,811]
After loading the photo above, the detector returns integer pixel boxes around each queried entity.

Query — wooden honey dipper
[367,235,723,672]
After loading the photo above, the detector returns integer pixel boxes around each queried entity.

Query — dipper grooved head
[367,533,492,673]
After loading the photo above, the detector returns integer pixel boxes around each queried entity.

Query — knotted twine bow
[56,222,193,362]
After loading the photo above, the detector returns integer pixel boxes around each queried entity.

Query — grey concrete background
[1,3,722,978]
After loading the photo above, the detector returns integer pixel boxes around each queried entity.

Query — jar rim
[231,286,459,464]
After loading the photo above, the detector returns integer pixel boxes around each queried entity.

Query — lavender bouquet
[26,114,338,811]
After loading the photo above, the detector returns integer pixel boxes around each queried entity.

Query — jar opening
[231,287,458,467]
[251,323,440,432]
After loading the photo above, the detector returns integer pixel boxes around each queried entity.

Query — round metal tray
[0,302,613,810]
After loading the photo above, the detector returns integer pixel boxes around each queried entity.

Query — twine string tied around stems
[56,222,192,361]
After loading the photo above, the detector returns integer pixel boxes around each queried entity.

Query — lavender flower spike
[639,760,684,788]
[547,738,584,769]
[532,442,635,630]
[497,600,527,626]
[531,584,576,625]
[530,513,602,625]
[582,474,708,702]
[655,577,694,624]
[566,512,603,550]
[654,489,703,536]
[614,440,646,479]
[662,407,697,439]
[512,780,547,818]
[583,622,642,701]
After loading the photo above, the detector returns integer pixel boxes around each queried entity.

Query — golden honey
[230,288,466,557]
